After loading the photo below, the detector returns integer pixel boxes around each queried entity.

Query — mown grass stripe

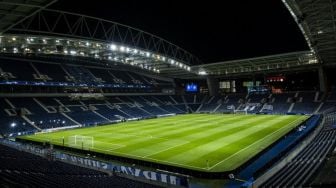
[18,114,308,172]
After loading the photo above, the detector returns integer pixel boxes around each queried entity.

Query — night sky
[50,0,308,63]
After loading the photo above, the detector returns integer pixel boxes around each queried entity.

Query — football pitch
[18,114,308,172]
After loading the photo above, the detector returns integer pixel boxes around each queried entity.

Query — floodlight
[10,122,16,127]
[110,44,117,51]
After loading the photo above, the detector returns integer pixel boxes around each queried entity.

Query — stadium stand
[0,92,334,138]
[0,144,161,188]
[0,99,35,136]
[0,57,172,92]
[216,93,245,113]
[0,59,37,81]
[0,1,336,186]
[265,93,295,114]
[33,62,68,82]
[198,96,222,113]
[261,114,336,187]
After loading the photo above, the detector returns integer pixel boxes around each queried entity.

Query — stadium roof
[190,0,336,78]
[193,51,319,78]
[1,0,334,79]
[0,0,57,34]
[1,8,202,78]
[284,0,336,66]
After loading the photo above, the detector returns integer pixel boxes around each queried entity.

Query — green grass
[18,114,308,172]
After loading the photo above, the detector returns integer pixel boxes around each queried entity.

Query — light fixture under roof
[110,44,117,51]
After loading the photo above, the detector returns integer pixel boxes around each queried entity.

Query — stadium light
[198,71,208,75]
[146,52,151,57]
[10,122,16,128]
[70,50,77,55]
[110,44,117,51]
[120,46,125,52]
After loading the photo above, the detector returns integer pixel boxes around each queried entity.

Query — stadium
[0,0,336,187]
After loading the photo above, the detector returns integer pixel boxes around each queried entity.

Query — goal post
[68,135,94,149]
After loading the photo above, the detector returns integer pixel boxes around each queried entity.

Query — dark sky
[50,0,308,63]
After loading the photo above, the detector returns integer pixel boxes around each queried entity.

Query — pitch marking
[209,117,305,170]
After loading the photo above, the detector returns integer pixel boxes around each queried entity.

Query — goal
[68,135,94,149]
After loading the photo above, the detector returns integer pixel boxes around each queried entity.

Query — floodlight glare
[10,122,16,128]
[110,44,117,51]
[198,71,208,75]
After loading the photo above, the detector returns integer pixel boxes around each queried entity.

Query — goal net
[68,135,94,149]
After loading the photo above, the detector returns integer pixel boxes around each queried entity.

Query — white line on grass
[95,132,169,141]
[105,144,126,151]
[94,145,125,152]
[208,117,305,170]
[144,156,208,170]
[142,141,190,158]
[93,147,206,170]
